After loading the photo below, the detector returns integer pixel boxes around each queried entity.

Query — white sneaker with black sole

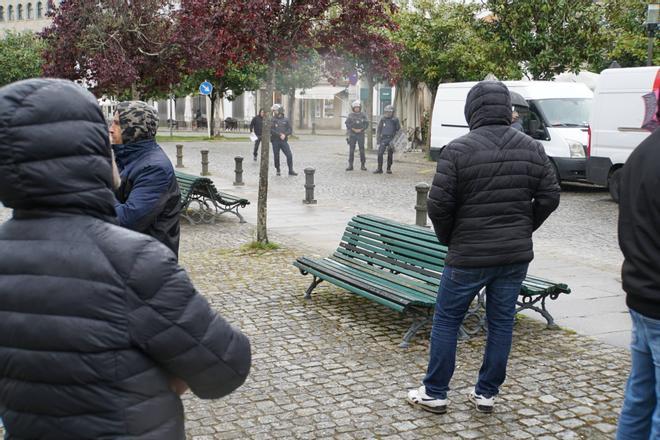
[406,386,448,414]
[468,389,494,413]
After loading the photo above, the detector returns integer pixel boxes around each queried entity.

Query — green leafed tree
[598,0,659,69]
[0,32,45,88]
[485,0,606,79]
[394,0,520,148]
[397,0,521,89]
[274,50,322,122]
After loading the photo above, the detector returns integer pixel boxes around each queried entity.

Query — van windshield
[532,98,592,127]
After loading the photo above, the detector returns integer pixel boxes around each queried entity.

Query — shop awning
[295,86,347,100]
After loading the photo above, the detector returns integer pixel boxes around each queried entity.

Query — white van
[586,66,659,201]
[430,81,593,182]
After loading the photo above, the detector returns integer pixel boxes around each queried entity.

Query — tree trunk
[366,75,374,151]
[425,85,438,154]
[287,90,295,123]
[209,93,216,138]
[257,65,275,243]
[131,83,140,100]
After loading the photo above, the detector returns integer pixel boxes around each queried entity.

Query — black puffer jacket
[0,79,251,439]
[619,129,660,319]
[428,81,560,267]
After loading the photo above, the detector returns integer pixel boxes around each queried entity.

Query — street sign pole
[198,80,214,139]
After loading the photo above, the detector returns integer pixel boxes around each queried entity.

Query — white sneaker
[406,385,448,414]
[468,389,494,413]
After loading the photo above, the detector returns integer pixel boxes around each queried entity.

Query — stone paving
[177,219,627,439]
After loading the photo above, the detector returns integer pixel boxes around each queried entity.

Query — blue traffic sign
[199,81,213,96]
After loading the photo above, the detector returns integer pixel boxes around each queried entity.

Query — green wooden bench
[175,171,250,225]
[293,214,571,348]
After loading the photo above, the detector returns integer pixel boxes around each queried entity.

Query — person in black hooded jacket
[407,81,559,415]
[0,78,251,439]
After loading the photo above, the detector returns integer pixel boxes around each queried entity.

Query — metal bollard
[201,150,210,176]
[415,182,430,227]
[303,168,317,204]
[176,144,184,168]
[233,156,244,186]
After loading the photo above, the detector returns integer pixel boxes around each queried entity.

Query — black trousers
[272,139,293,172]
[253,137,261,157]
[348,135,366,166]
[377,141,394,171]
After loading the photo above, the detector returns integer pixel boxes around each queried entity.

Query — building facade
[0,0,60,33]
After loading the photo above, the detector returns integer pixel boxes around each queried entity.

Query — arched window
[8,5,14,20]
[36,2,42,18]
[0,6,4,22]
[46,1,52,13]
[27,3,33,19]
[18,4,23,20]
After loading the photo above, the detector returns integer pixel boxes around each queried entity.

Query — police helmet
[384,105,394,113]
[351,100,362,109]
[271,103,282,112]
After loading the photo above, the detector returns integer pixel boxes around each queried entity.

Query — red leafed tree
[41,0,183,98]
[183,0,400,243]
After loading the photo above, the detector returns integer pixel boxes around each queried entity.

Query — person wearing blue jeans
[424,264,529,402]
[616,127,660,439]
[406,81,560,415]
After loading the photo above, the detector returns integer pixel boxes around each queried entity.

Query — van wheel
[551,160,561,185]
[608,168,622,203]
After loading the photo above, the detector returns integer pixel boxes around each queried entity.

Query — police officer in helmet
[345,100,369,171]
[270,103,297,176]
[375,105,401,174]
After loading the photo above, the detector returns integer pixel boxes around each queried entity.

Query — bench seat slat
[344,225,448,259]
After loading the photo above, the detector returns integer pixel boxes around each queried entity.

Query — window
[8,5,14,20]
[27,3,33,19]
[36,2,42,18]
[323,99,334,118]
[46,0,52,13]
[0,6,4,22]
[18,4,23,20]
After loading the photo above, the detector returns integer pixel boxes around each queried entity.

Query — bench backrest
[337,214,447,288]
[340,214,570,297]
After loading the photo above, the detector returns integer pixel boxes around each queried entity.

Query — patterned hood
[116,101,159,144]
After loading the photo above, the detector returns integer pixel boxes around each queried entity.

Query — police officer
[375,105,401,174]
[271,104,297,176]
[345,100,369,171]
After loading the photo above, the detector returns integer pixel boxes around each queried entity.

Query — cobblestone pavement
[178,220,628,439]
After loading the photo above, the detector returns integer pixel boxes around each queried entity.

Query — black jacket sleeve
[127,241,251,399]
[427,146,458,245]
[532,144,560,230]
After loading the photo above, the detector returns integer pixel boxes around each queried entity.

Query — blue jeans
[271,139,293,173]
[617,309,660,440]
[423,263,529,399]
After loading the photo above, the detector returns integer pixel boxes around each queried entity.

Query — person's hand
[169,377,189,395]
[279,134,285,140]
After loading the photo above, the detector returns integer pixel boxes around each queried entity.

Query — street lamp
[647,4,659,66]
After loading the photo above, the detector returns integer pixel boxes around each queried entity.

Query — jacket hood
[0,78,117,221]
[464,81,512,130]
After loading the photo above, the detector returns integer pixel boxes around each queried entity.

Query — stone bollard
[415,182,430,227]
[233,156,244,186]
[201,150,210,176]
[303,168,317,204]
[176,144,184,168]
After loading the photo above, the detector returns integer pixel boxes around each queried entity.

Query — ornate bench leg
[400,316,431,349]
[304,276,323,300]
[516,295,559,330]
